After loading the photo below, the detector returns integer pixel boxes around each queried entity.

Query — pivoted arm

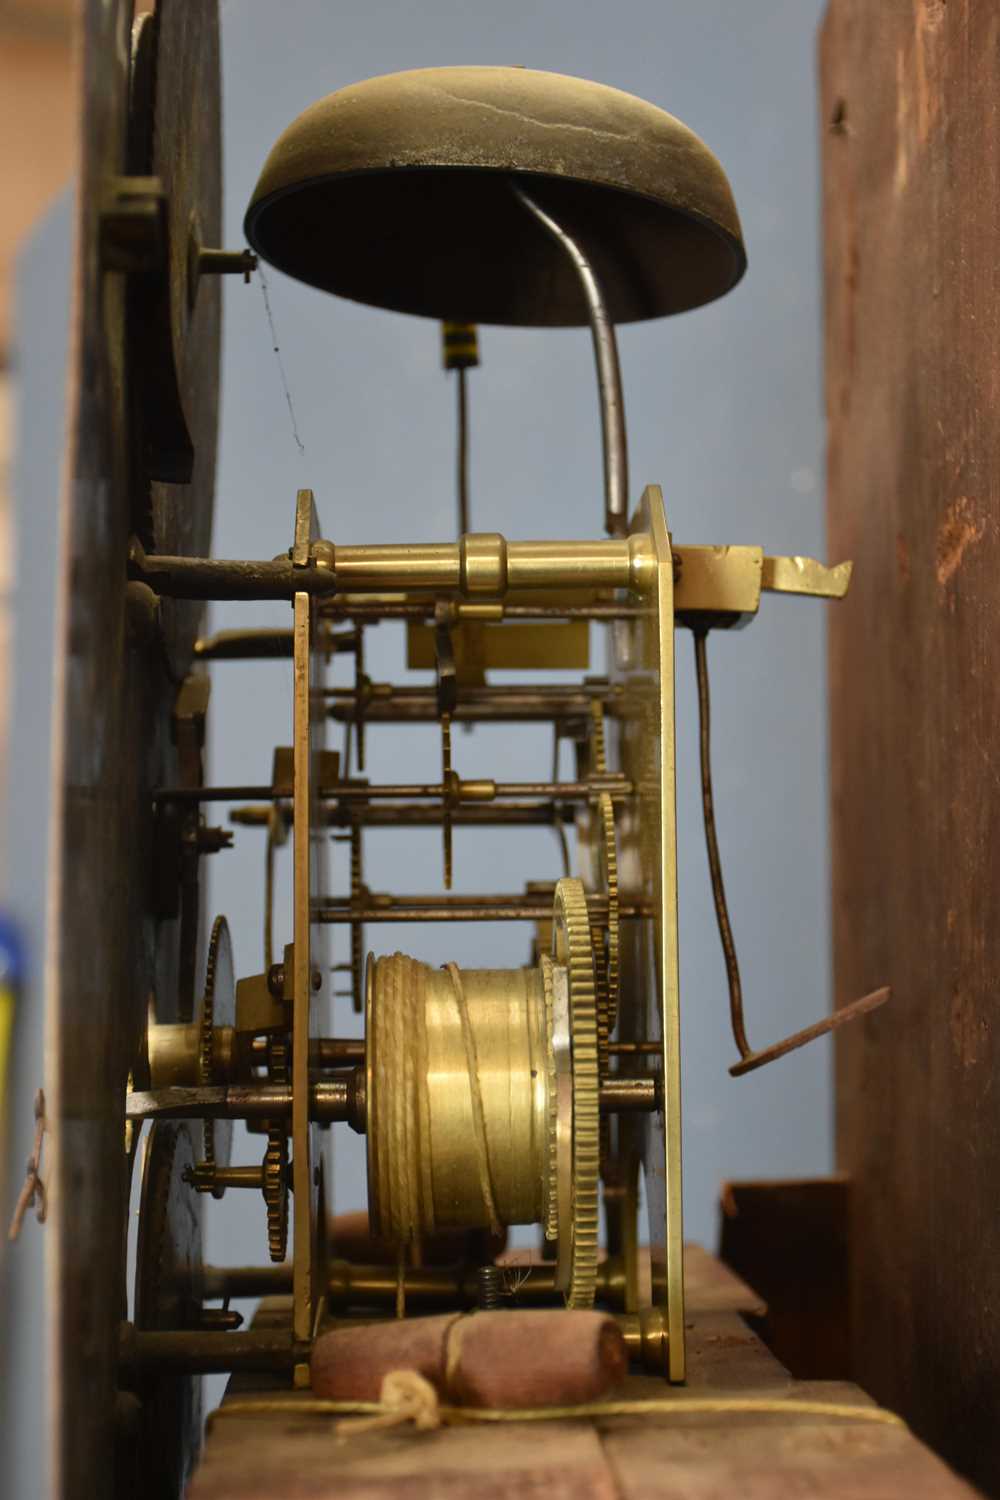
[673,545,852,626]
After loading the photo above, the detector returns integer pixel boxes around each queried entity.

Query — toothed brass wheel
[262,1129,289,1263]
[263,1033,290,1262]
[199,915,235,1182]
[597,791,621,1052]
[552,877,601,1310]
[540,953,562,1244]
[576,705,621,1080]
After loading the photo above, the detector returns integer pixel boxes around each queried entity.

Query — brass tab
[235,972,288,1037]
[761,554,853,598]
[407,621,590,675]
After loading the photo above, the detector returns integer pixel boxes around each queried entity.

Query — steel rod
[199,1266,293,1300]
[325,683,618,725]
[126,1074,651,1124]
[133,535,640,603]
[457,365,470,535]
[156,779,625,805]
[125,1078,355,1125]
[324,802,577,828]
[120,1325,297,1376]
[729,986,892,1078]
[694,627,893,1076]
[326,1256,629,1312]
[326,683,618,703]
[194,628,294,659]
[693,627,751,1060]
[514,186,629,539]
[249,1036,364,1067]
[318,899,649,923]
[235,801,577,830]
[329,704,588,725]
[320,601,646,621]
[130,548,336,601]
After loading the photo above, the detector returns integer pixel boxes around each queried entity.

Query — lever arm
[693,626,889,1074]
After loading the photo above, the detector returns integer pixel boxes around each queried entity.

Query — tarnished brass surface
[674,545,763,621]
[552,878,601,1308]
[366,957,549,1234]
[125,1078,358,1126]
[292,589,313,1341]
[136,534,849,613]
[613,485,685,1381]
[618,1305,669,1372]
[148,1021,204,1088]
[406,620,590,674]
[244,66,745,326]
[761,553,853,599]
[364,877,606,1309]
[291,491,332,1353]
[328,533,650,595]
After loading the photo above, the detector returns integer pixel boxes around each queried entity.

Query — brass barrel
[366,955,550,1239]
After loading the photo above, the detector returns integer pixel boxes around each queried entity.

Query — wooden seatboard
[188,1249,977,1499]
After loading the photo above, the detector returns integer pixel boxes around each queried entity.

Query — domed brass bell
[244,65,746,327]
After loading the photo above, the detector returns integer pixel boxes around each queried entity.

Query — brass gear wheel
[539,954,560,1242]
[589,697,608,775]
[263,1132,289,1263]
[552,877,600,1309]
[263,1034,290,1262]
[597,792,621,1045]
[198,915,235,1185]
[583,705,620,1078]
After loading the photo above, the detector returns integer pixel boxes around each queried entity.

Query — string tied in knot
[336,1370,441,1441]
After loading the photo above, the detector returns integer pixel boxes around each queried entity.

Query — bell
[244,65,746,327]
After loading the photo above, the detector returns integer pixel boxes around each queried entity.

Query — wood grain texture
[822,2,1000,1493]
[193,1417,620,1500]
[148,0,222,670]
[718,1177,850,1379]
[50,8,140,1495]
[49,2,220,1495]
[599,1404,978,1500]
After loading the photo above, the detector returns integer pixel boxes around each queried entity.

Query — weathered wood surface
[188,1249,977,1498]
[719,1176,850,1379]
[50,2,220,1496]
[51,7,144,1497]
[822,4,1000,1494]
